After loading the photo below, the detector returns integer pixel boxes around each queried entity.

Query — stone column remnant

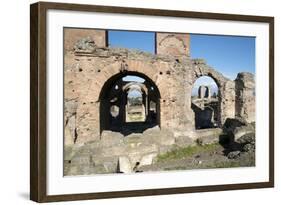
[206,85,211,99]
[235,72,255,123]
[198,85,205,99]
[198,85,211,99]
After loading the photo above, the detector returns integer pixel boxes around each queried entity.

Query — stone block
[117,156,132,173]
[140,152,158,166]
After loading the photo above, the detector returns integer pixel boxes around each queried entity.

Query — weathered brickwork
[235,72,255,122]
[64,28,255,145]
[156,32,190,57]
[64,28,107,52]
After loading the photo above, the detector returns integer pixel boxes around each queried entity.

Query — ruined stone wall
[235,72,255,122]
[190,59,236,126]
[64,46,191,145]
[64,29,254,146]
[156,33,190,57]
[64,28,107,52]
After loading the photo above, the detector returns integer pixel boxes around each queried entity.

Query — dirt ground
[137,133,255,172]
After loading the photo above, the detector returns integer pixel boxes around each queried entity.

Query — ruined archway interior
[191,76,220,129]
[100,72,160,136]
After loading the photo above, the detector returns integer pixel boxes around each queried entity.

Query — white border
[47,9,269,195]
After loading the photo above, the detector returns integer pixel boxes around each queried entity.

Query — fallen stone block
[117,156,132,174]
[140,152,157,166]
[227,151,241,159]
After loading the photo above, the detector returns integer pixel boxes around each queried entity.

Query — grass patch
[157,143,220,162]
[164,166,188,171]
[203,160,241,168]
[127,113,145,122]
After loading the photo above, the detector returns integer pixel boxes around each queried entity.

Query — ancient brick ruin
[64,28,255,175]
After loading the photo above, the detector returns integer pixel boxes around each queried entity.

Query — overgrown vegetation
[202,160,241,168]
[157,143,220,162]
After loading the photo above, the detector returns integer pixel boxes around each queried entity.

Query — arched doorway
[123,82,147,123]
[99,71,161,135]
[191,76,220,129]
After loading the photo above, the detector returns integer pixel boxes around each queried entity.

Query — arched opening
[99,71,161,135]
[191,76,220,129]
[126,87,145,122]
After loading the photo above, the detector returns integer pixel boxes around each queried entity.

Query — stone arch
[98,70,161,101]
[98,71,161,135]
[123,83,147,123]
[190,61,231,127]
[191,69,226,89]
[159,35,187,49]
[191,78,219,129]
[87,60,164,103]
[122,82,148,95]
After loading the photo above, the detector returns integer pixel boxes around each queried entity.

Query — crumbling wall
[64,43,189,145]
[235,72,255,122]
[221,80,236,124]
[64,28,107,52]
[64,29,253,146]
[156,33,190,57]
[190,59,236,126]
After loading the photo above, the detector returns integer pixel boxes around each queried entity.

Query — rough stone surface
[235,72,255,123]
[117,156,132,173]
[223,118,255,142]
[175,135,194,147]
[156,33,190,57]
[140,153,158,166]
[194,128,223,145]
[233,125,255,141]
[64,28,106,51]
[227,151,241,159]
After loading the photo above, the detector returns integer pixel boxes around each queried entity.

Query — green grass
[157,143,220,162]
[202,160,241,168]
[164,166,188,171]
[127,113,145,122]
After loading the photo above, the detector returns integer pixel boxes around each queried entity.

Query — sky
[108,30,255,96]
[108,30,155,53]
